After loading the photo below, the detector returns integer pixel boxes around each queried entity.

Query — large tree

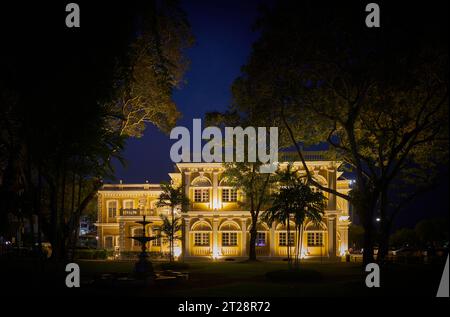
[227,1,448,264]
[221,162,272,261]
[0,1,193,260]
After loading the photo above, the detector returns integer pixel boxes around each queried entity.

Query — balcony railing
[119,208,158,217]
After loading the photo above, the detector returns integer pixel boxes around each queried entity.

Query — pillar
[338,217,350,255]
[183,217,190,257]
[184,172,191,210]
[119,221,125,253]
[97,194,103,249]
[241,218,247,256]
[327,168,337,210]
[212,171,219,209]
[212,217,219,257]
[327,215,337,258]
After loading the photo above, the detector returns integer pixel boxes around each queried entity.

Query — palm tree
[262,165,326,268]
[291,184,326,267]
[156,182,189,262]
[158,214,183,261]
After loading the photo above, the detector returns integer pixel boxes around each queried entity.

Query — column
[119,221,125,253]
[327,168,337,211]
[269,222,276,257]
[241,218,247,256]
[97,194,103,249]
[327,215,337,258]
[183,217,190,258]
[338,218,350,255]
[212,217,219,257]
[184,172,191,210]
[212,171,219,209]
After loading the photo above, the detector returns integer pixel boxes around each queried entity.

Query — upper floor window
[222,188,237,202]
[123,200,134,209]
[194,189,209,202]
[107,201,117,218]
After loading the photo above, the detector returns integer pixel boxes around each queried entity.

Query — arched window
[191,221,212,247]
[304,222,326,247]
[219,221,240,247]
[276,221,296,246]
[191,176,212,203]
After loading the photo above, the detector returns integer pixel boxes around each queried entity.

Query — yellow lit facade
[96,154,351,259]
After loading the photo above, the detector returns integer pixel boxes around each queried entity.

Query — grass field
[1,257,445,297]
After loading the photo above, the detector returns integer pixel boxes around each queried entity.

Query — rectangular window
[194,232,210,246]
[104,236,114,249]
[256,232,266,246]
[194,189,209,202]
[279,232,295,246]
[307,232,323,246]
[107,201,117,218]
[222,232,238,246]
[222,188,237,202]
[123,200,134,209]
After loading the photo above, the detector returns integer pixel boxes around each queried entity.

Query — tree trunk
[298,224,304,268]
[377,219,392,264]
[248,214,258,261]
[170,207,175,262]
[362,210,375,265]
[376,187,390,264]
[286,219,291,268]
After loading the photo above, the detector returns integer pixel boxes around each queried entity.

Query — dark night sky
[110,0,448,229]
[113,0,264,184]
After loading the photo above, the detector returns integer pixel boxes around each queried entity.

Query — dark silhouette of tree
[0,1,193,260]
[221,1,448,265]
[221,162,272,261]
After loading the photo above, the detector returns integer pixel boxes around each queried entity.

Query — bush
[160,262,190,271]
[74,249,109,260]
[119,251,164,260]
[266,269,323,283]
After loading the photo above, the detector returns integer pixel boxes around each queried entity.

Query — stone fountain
[130,215,156,280]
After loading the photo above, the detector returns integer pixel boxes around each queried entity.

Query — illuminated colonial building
[96,152,351,259]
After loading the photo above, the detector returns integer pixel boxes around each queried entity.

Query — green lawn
[1,257,444,296]
[75,259,445,297]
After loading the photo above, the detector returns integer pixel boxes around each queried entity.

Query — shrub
[74,249,109,260]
